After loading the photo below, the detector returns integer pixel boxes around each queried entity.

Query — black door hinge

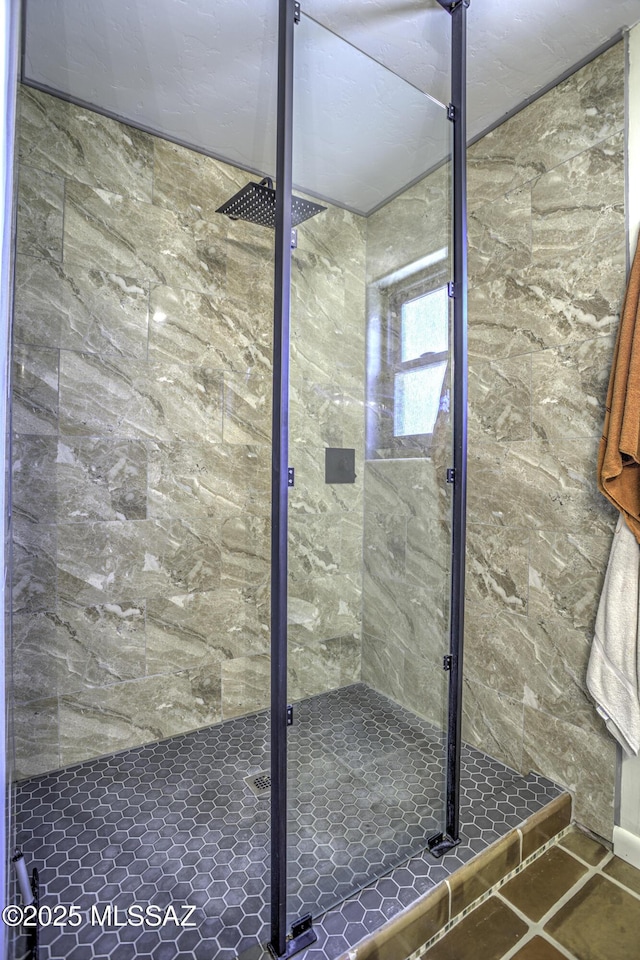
[288,467,295,487]
[446,467,455,484]
[270,913,316,958]
[294,2,301,23]
[447,103,455,122]
[447,281,455,298]
[443,655,453,671]
[286,704,294,726]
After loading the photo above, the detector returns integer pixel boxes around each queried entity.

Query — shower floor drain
[245,771,271,797]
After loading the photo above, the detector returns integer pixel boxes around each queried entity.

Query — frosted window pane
[401,287,448,361]
[394,362,447,437]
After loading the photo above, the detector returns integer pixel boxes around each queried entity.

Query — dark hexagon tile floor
[13,684,562,960]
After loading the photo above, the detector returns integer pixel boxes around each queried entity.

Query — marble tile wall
[362,163,452,731]
[362,43,625,841]
[12,85,366,777]
[288,204,366,702]
[464,42,625,839]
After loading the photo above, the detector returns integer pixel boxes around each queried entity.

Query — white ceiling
[22,0,640,216]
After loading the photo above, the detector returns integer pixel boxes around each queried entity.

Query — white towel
[587,514,640,756]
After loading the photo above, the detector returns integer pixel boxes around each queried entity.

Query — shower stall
[6,1,558,958]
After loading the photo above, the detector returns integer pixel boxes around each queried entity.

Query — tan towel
[598,237,640,542]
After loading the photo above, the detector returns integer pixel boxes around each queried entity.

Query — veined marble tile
[291,237,344,311]
[59,671,222,767]
[289,379,364,450]
[468,275,547,362]
[19,86,153,201]
[363,509,407,582]
[298,202,367,291]
[223,372,271,445]
[12,344,59,436]
[339,511,365,576]
[466,524,529,615]
[468,243,625,361]
[146,587,267,676]
[364,457,441,519]
[148,285,271,370]
[462,677,524,774]
[531,132,624,268]
[467,42,624,206]
[56,438,147,521]
[361,633,404,704]
[288,573,361,643]
[338,392,366,450]
[365,164,450,285]
[339,634,361,686]
[362,571,446,662]
[465,598,604,733]
[12,612,60,703]
[64,182,226,296]
[288,635,341,701]
[224,224,274,307]
[523,705,616,840]
[148,440,269,520]
[57,518,221,604]
[288,513,341,582]
[289,335,363,401]
[17,164,64,261]
[467,437,618,535]
[13,698,59,780]
[290,251,364,392]
[152,137,247,224]
[53,598,146,693]
[404,513,451,602]
[221,654,270,720]
[468,187,532,287]
[220,515,270,586]
[12,435,57,523]
[464,600,527,700]
[288,445,362,516]
[58,353,224,442]
[131,517,223,597]
[14,256,150,357]
[12,518,57,614]
[402,651,448,730]
[521,615,602,735]
[531,335,615,441]
[468,355,532,443]
[529,530,612,632]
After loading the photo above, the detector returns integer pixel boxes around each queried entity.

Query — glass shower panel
[15,2,278,956]
[286,12,452,927]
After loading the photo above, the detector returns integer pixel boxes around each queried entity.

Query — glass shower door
[285,10,453,933]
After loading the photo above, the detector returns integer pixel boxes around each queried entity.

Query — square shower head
[216,178,326,228]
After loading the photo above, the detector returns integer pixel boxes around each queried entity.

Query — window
[394,286,449,438]
[367,260,450,459]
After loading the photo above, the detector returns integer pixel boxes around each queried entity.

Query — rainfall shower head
[216,177,326,228]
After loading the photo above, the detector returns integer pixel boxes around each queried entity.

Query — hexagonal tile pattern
[13,684,562,959]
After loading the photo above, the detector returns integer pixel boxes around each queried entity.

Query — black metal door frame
[269,0,295,956]
[446,0,469,848]
[269,0,469,949]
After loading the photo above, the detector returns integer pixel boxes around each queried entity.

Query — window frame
[368,261,450,460]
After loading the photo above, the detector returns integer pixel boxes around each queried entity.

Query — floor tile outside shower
[13,683,563,959]
[420,827,640,960]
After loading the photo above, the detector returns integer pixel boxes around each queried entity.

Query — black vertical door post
[446,0,469,844]
[270,0,295,955]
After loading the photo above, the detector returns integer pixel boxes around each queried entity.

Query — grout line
[497,927,576,960]
[494,851,617,960]
[592,862,640,903]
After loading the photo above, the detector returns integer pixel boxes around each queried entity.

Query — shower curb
[333,792,572,960]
